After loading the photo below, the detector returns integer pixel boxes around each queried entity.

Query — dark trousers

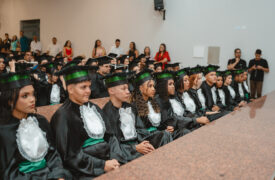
[250,80,263,99]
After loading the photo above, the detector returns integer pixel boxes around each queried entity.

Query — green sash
[19,159,46,174]
[147,127,157,132]
[82,138,104,148]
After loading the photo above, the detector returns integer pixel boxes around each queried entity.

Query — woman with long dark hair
[92,39,106,58]
[0,71,71,179]
[154,43,171,70]
[222,70,241,110]
[175,68,209,130]
[144,46,151,61]
[131,69,172,145]
[154,71,193,139]
[0,55,7,73]
[127,42,139,61]
[63,40,73,61]
[215,71,235,111]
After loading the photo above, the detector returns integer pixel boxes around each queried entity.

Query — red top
[154,51,171,69]
[65,48,72,61]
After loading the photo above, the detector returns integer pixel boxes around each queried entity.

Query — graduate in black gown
[175,68,210,130]
[50,65,121,179]
[130,69,173,142]
[42,62,67,105]
[33,56,51,106]
[0,72,71,180]
[185,66,225,122]
[231,69,249,105]
[90,56,112,99]
[154,62,163,73]
[222,70,241,110]
[102,72,159,162]
[200,65,230,117]
[242,69,251,101]
[154,71,191,139]
[215,71,235,111]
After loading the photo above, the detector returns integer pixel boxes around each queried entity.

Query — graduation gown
[131,100,173,143]
[232,81,250,103]
[33,71,50,107]
[102,101,171,163]
[200,81,217,110]
[48,81,67,105]
[155,95,191,139]
[187,88,225,122]
[90,73,109,99]
[223,85,239,109]
[50,99,122,179]
[242,81,251,102]
[216,87,235,111]
[0,114,71,180]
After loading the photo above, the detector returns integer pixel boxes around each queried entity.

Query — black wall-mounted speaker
[154,0,164,10]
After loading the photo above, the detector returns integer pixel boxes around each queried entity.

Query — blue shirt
[20,36,29,52]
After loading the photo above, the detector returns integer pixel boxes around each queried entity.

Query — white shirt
[47,43,62,57]
[109,45,124,57]
[30,41,42,52]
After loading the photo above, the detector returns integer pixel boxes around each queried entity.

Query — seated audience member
[63,40,73,61]
[154,43,171,70]
[30,35,42,56]
[109,39,124,57]
[10,35,20,52]
[3,33,11,52]
[92,39,106,58]
[127,42,139,61]
[144,46,151,61]
[47,37,62,57]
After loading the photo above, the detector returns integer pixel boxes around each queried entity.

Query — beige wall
[0,0,274,94]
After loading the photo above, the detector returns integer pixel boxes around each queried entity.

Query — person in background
[109,39,124,57]
[10,35,20,52]
[47,37,62,57]
[19,31,29,52]
[0,38,4,52]
[30,35,42,56]
[63,40,73,61]
[3,33,11,52]
[144,46,151,61]
[127,42,139,61]
[248,49,269,99]
[92,39,106,58]
[154,43,171,70]
[227,48,247,70]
